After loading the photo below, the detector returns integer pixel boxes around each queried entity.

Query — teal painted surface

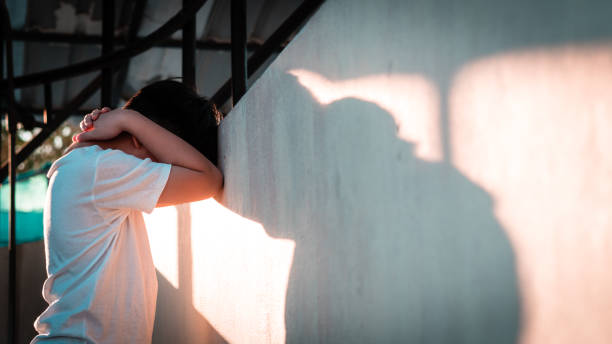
[0,210,44,246]
[0,174,48,247]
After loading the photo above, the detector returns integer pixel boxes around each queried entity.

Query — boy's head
[123,79,222,164]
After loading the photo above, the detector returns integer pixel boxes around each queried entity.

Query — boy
[31,80,223,343]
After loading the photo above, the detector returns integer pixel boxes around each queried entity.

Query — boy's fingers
[93,107,110,120]
[73,131,91,142]
[80,116,93,131]
[80,111,93,128]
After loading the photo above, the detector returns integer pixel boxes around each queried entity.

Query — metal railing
[0,0,323,342]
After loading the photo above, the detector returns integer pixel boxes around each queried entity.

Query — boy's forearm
[120,109,219,176]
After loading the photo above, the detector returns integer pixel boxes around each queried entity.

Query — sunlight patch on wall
[144,206,179,289]
[288,69,442,162]
[449,43,612,344]
[188,198,295,344]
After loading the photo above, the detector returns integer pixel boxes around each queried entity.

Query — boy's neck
[63,134,153,161]
[63,136,126,156]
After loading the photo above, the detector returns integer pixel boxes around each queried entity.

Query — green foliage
[1,119,81,173]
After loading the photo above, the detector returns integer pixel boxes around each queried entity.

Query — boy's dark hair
[123,79,222,165]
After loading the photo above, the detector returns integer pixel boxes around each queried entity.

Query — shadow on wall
[151,205,227,344]
[153,272,227,344]
[224,74,521,343]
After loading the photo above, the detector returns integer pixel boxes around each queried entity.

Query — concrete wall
[145,0,612,343]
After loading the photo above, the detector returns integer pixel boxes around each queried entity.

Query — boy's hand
[79,107,111,132]
[74,108,128,143]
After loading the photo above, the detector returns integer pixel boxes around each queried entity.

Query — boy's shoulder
[50,143,165,185]
[47,144,117,179]
[49,144,98,170]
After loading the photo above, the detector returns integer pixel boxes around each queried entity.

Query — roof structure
[6,0,302,114]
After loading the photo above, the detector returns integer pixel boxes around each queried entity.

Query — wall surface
[0,241,47,344]
[145,0,612,343]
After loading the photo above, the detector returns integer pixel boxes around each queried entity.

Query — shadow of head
[234,75,521,342]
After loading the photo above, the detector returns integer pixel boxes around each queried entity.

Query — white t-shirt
[32,145,171,344]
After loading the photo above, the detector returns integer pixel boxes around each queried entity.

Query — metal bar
[247,0,324,80]
[10,30,273,51]
[101,0,115,107]
[44,83,52,124]
[0,0,209,91]
[177,38,272,51]
[212,0,325,108]
[1,9,3,178]
[1,105,95,118]
[7,87,17,344]
[231,0,247,105]
[1,1,18,342]
[113,0,148,107]
[1,17,3,181]
[1,22,3,80]
[0,75,103,181]
[182,0,196,90]
[11,31,104,44]
[12,111,43,129]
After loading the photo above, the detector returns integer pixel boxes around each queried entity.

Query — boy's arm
[76,109,223,207]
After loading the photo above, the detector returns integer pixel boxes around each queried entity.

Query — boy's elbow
[157,165,224,207]
[201,165,223,199]
[209,167,224,197]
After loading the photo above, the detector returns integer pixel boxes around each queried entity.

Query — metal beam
[1,1,18,342]
[182,0,196,90]
[113,0,148,107]
[10,30,274,51]
[11,31,104,44]
[0,104,95,118]
[1,7,3,178]
[0,0,210,91]
[231,0,247,106]
[0,103,45,129]
[212,0,325,108]
[101,0,115,107]
[0,20,3,81]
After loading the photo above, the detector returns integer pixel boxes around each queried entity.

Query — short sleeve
[93,149,171,213]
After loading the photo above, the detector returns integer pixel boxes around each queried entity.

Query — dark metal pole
[7,81,17,344]
[1,1,18,342]
[213,0,325,108]
[10,30,271,52]
[1,12,3,169]
[231,0,247,106]
[182,0,196,90]
[1,22,3,80]
[102,0,115,107]
[113,0,148,107]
